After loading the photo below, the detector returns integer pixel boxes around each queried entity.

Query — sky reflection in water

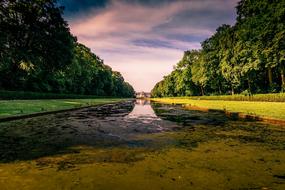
[125,99,161,123]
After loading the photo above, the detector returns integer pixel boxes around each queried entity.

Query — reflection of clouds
[67,0,239,91]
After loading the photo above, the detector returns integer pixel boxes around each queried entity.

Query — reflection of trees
[90,101,135,117]
[135,99,150,106]
[150,102,163,117]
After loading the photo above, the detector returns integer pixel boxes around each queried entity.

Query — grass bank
[158,93,285,102]
[0,98,126,119]
[151,98,285,120]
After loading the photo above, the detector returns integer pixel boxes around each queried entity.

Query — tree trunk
[5,58,19,90]
[231,85,235,95]
[200,86,204,96]
[247,77,251,94]
[281,68,285,91]
[218,81,222,95]
[268,67,273,87]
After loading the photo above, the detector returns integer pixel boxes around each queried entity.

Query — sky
[59,0,240,92]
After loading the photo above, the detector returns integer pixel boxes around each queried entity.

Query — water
[0,100,285,190]
[125,99,160,121]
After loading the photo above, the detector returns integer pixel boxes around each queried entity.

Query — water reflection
[125,99,161,123]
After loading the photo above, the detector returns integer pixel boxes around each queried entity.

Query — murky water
[0,100,285,190]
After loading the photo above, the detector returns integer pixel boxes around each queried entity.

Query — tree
[190,51,207,96]
[0,0,75,91]
[174,51,199,96]
[0,1,135,97]
[151,0,284,97]
[236,0,285,91]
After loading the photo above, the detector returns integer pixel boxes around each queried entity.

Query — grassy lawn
[173,93,285,102]
[0,98,126,118]
[151,98,285,120]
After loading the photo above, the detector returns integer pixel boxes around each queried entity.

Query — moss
[1,138,285,190]
[0,102,285,189]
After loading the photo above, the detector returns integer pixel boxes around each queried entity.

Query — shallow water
[0,100,285,190]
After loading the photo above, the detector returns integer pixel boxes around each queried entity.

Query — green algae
[0,101,285,190]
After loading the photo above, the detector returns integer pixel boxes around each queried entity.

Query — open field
[0,98,126,118]
[151,98,285,120]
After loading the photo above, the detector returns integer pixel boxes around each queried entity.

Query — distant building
[136,92,151,98]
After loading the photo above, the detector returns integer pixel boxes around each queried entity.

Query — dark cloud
[59,0,108,16]
[133,39,175,49]
[60,0,184,12]
[166,34,207,43]
[60,0,239,17]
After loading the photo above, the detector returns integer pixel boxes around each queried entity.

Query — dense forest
[0,0,135,97]
[151,0,285,97]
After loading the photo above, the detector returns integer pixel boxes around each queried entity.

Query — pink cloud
[68,0,239,92]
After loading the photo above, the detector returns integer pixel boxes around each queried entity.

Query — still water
[0,100,285,190]
[126,99,159,120]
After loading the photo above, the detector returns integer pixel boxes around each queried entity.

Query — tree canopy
[151,0,285,97]
[0,0,135,97]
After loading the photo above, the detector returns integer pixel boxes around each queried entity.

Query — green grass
[0,98,126,118]
[162,93,285,102]
[151,97,285,120]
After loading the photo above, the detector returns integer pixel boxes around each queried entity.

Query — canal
[0,100,285,189]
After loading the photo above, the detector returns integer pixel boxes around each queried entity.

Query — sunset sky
[60,0,239,92]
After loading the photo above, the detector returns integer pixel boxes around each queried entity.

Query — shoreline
[151,98,285,126]
[0,99,130,123]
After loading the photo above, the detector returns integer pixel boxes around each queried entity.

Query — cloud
[66,0,239,92]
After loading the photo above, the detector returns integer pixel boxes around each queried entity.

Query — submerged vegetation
[0,102,285,190]
[0,0,135,97]
[151,0,285,97]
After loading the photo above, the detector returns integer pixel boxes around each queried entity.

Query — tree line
[151,0,285,98]
[0,0,135,97]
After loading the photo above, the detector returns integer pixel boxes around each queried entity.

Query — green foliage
[0,0,135,98]
[0,0,75,90]
[151,0,285,97]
